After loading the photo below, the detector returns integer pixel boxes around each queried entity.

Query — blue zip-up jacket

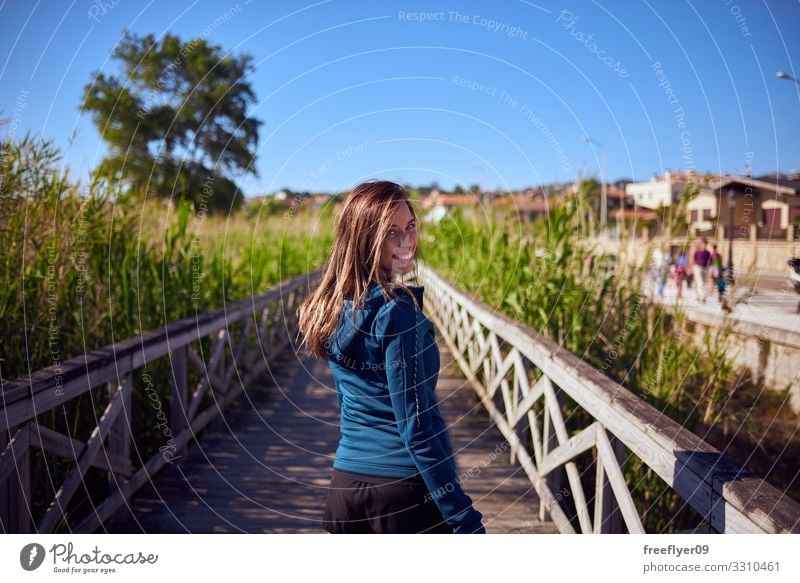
[326,280,485,534]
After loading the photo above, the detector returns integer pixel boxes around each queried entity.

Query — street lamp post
[776,71,800,85]
[727,189,736,287]
[581,135,608,236]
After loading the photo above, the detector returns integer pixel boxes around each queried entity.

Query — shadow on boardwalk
[107,338,557,533]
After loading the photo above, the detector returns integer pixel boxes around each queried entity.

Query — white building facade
[625,171,687,210]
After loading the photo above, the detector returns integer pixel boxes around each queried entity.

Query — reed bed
[421,197,799,532]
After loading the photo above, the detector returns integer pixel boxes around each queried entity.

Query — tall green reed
[422,188,797,531]
[0,134,332,530]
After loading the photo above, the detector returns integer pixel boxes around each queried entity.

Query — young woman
[297,180,485,534]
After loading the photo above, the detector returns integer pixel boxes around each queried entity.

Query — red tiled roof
[606,187,627,199]
[494,192,551,208]
[609,207,659,221]
[419,193,480,207]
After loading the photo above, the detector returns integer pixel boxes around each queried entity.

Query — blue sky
[1,0,799,196]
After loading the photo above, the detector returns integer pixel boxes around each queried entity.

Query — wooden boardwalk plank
[106,338,557,534]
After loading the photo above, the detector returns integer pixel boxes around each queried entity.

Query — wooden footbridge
[2,265,798,534]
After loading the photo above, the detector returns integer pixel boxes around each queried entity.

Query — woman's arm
[430,397,458,478]
[380,299,485,534]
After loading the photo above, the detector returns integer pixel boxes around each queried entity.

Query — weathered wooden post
[106,373,133,526]
[0,423,31,533]
[170,346,189,460]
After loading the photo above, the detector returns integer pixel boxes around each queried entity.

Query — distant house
[605,186,658,235]
[686,173,800,239]
[685,189,719,233]
[754,172,800,232]
[608,206,659,230]
[605,186,633,211]
[310,193,332,208]
[248,193,290,207]
[419,188,480,209]
[492,188,553,223]
[421,204,448,223]
[418,188,480,222]
[625,171,688,210]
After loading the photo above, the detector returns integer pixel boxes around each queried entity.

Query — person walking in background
[668,250,677,290]
[297,180,485,534]
[650,247,668,299]
[716,265,729,305]
[675,250,688,301]
[664,249,674,293]
[709,244,723,297]
[692,237,711,303]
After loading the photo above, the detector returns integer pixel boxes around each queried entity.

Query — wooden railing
[416,262,800,534]
[5,264,798,534]
[0,270,321,533]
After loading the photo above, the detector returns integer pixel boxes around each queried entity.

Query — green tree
[81,31,262,213]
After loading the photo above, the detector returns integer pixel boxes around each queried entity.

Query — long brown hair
[297,179,423,360]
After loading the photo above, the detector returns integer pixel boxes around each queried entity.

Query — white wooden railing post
[593,431,625,533]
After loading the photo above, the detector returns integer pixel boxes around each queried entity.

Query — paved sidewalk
[646,279,800,335]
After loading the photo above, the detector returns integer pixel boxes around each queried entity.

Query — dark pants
[321,468,453,534]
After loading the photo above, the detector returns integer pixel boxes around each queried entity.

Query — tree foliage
[81,31,262,212]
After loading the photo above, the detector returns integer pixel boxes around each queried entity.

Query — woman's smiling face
[380,202,417,277]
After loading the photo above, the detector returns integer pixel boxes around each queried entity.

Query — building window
[690,210,698,222]
[702,209,711,220]
[790,206,800,226]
